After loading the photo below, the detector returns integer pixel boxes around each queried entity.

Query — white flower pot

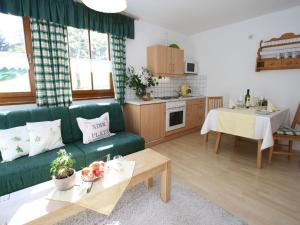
[53,169,76,191]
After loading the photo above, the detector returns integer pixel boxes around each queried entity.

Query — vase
[53,169,76,191]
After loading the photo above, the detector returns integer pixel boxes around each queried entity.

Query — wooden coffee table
[0,148,171,225]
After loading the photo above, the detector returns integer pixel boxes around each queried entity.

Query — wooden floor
[152,132,300,225]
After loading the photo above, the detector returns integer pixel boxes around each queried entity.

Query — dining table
[201,107,290,168]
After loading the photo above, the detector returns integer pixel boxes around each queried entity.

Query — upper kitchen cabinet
[147,45,184,76]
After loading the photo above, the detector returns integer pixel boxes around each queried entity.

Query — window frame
[0,16,36,105]
[68,29,114,100]
[0,17,115,105]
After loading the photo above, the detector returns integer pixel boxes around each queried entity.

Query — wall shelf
[256,33,300,72]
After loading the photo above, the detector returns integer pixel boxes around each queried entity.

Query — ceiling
[126,0,300,35]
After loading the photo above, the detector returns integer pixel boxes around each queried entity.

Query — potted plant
[50,149,76,191]
[125,66,160,98]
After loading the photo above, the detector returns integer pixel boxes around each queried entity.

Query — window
[0,13,34,104]
[0,14,114,105]
[67,27,113,99]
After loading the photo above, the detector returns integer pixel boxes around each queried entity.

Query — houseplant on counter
[50,149,76,191]
[125,66,160,99]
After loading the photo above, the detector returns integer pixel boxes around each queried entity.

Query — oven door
[166,107,186,132]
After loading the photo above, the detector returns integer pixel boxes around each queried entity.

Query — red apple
[93,168,101,177]
[81,168,90,177]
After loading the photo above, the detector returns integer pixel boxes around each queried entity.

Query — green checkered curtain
[30,18,72,107]
[110,35,126,105]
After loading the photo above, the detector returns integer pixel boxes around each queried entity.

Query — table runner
[217,108,256,138]
[47,160,135,215]
[201,108,290,150]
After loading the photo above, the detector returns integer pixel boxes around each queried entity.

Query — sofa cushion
[0,107,73,144]
[69,103,125,142]
[74,132,145,165]
[0,144,85,196]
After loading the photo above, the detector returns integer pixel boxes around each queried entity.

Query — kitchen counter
[125,96,206,105]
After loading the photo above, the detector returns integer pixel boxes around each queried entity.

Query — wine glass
[103,154,111,169]
[113,155,123,160]
[112,155,124,171]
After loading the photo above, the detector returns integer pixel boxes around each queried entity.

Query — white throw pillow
[77,112,112,144]
[27,119,64,157]
[0,126,30,162]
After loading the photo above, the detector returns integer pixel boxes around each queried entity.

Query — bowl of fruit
[81,161,105,182]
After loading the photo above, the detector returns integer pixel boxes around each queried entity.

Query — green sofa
[0,103,145,196]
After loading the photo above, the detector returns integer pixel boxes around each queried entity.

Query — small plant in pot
[50,149,76,191]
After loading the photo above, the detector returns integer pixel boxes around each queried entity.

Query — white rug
[57,177,246,225]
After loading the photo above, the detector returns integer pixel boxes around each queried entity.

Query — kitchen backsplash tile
[125,75,207,99]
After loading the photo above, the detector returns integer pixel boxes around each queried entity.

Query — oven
[166,101,186,132]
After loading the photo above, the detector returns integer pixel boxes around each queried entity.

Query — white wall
[126,20,193,69]
[190,6,300,119]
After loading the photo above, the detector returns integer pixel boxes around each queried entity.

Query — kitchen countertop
[125,96,206,105]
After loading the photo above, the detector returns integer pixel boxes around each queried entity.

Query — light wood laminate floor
[152,132,300,225]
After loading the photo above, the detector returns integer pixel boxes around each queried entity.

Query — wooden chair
[205,96,223,142]
[207,96,223,113]
[268,103,300,164]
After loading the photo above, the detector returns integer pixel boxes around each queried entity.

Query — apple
[81,168,90,177]
[93,168,101,177]
[89,161,105,170]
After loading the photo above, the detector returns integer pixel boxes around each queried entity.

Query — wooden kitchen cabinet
[147,45,184,76]
[185,98,206,130]
[123,103,165,143]
[124,98,205,146]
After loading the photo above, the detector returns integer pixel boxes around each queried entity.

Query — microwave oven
[184,61,197,74]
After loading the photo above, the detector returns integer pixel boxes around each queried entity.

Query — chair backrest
[292,103,300,129]
[207,96,223,113]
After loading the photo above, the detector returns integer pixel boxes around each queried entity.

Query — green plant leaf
[16,146,23,153]
[50,149,74,179]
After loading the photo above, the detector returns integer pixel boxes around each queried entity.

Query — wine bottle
[245,89,251,108]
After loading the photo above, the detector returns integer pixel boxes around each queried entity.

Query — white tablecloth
[201,108,290,150]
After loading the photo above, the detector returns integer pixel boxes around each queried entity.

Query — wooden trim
[0,96,35,105]
[265,33,300,42]
[261,41,300,49]
[72,90,114,100]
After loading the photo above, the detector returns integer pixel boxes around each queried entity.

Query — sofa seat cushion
[0,144,85,196]
[74,132,145,165]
